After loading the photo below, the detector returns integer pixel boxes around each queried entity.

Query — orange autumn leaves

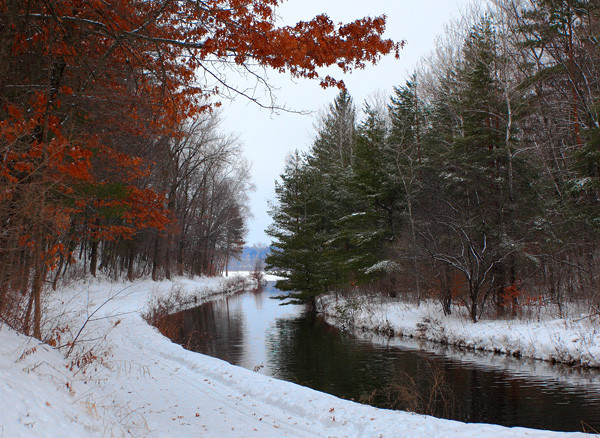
[0,0,401,270]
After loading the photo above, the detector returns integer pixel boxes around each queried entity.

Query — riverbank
[0,275,594,437]
[318,294,600,368]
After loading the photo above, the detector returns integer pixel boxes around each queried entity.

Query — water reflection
[173,298,246,364]
[165,283,600,433]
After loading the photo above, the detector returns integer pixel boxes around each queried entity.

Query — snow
[318,295,600,368]
[228,269,284,283]
[0,274,594,437]
[364,260,401,275]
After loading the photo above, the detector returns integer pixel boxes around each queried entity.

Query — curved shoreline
[0,276,592,437]
[318,295,600,369]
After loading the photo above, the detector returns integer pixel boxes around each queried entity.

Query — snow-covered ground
[0,275,594,437]
[318,294,600,368]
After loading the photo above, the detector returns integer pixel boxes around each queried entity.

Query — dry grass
[360,359,458,419]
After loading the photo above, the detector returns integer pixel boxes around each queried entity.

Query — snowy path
[0,276,594,437]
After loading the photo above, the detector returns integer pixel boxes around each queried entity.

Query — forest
[0,0,399,339]
[266,0,600,322]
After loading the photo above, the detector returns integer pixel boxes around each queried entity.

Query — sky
[219,0,474,245]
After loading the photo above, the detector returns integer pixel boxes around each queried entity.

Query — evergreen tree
[266,91,361,302]
[387,75,427,301]
[265,152,330,306]
[305,91,361,290]
[350,105,404,282]
[425,19,519,321]
[266,3,600,320]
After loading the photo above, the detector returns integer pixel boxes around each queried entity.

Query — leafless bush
[250,257,265,291]
[142,288,212,350]
[142,288,187,341]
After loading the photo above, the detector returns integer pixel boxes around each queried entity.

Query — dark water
[166,282,600,433]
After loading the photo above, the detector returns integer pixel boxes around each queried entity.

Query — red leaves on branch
[1,0,401,270]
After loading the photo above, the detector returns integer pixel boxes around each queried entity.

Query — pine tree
[305,91,361,291]
[350,105,404,282]
[425,19,518,321]
[265,152,329,307]
[266,91,361,302]
[387,75,426,301]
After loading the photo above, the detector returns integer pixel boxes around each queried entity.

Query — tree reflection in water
[162,283,600,433]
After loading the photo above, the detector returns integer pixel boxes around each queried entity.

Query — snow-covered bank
[226,269,284,283]
[0,276,593,437]
[318,295,600,368]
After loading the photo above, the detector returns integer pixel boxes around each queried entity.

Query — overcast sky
[219,0,473,245]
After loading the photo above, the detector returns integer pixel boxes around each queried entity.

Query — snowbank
[318,295,600,368]
[0,275,593,437]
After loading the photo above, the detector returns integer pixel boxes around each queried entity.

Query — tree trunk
[127,244,135,281]
[152,232,160,281]
[165,234,171,280]
[23,288,35,335]
[32,230,44,340]
[177,243,184,276]
[469,281,479,323]
[441,265,452,316]
[90,239,98,277]
[52,253,65,290]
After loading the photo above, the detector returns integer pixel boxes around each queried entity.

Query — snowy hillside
[0,276,592,437]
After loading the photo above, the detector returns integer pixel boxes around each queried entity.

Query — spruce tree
[350,105,404,282]
[425,19,518,321]
[387,75,427,301]
[305,91,361,291]
[265,152,329,306]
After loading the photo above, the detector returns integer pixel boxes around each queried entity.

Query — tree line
[267,0,600,321]
[0,0,400,338]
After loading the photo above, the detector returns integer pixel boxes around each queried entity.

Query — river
[164,281,600,433]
